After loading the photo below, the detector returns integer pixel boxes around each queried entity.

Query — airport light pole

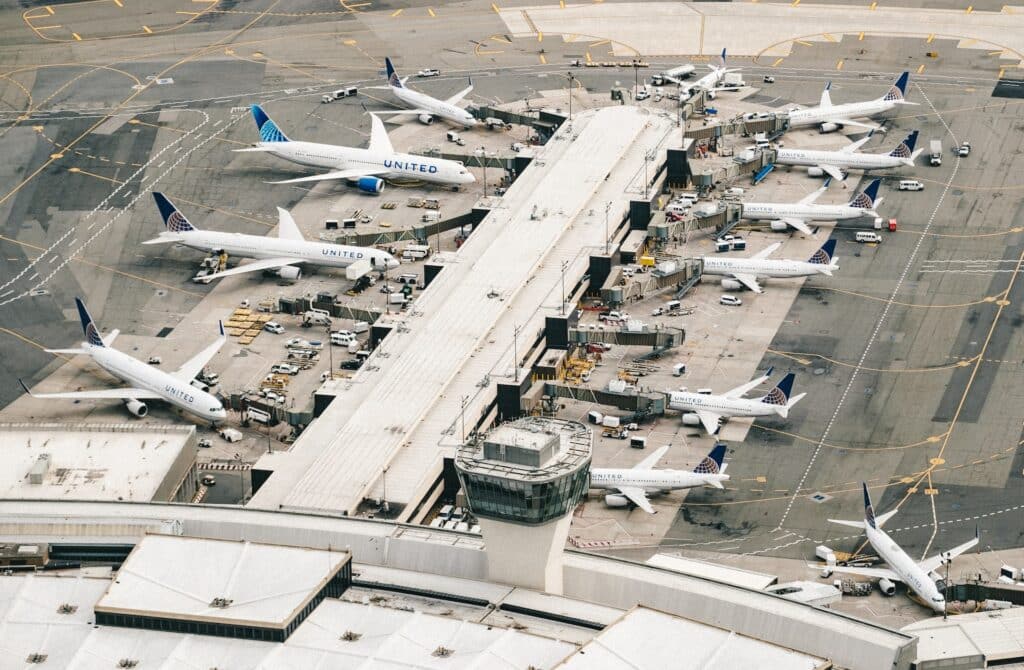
[560,260,569,315]
[944,551,951,621]
[326,322,333,379]
[478,147,488,197]
[460,395,469,442]
[632,59,640,97]
[566,72,575,122]
[604,201,612,255]
[513,324,521,382]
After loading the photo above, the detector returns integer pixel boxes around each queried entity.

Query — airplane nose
[388,258,400,269]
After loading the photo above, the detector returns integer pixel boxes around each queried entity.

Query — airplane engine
[707,90,717,100]
[807,167,824,178]
[770,221,790,232]
[604,493,630,508]
[418,113,434,125]
[277,266,302,281]
[124,399,148,418]
[356,176,385,194]
[878,577,897,596]
[819,122,840,133]
[720,278,744,291]
[681,413,702,426]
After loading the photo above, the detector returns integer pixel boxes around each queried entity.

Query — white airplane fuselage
[392,85,477,127]
[741,202,866,223]
[165,230,396,271]
[701,257,836,280]
[776,148,909,172]
[683,70,725,96]
[256,140,473,186]
[788,99,897,128]
[865,522,947,612]
[590,469,727,493]
[668,392,780,419]
[84,342,226,422]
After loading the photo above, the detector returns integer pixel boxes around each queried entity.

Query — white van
[402,244,431,261]
[246,407,272,424]
[898,180,924,191]
[856,231,882,243]
[665,202,690,216]
[331,331,356,346]
[421,211,441,223]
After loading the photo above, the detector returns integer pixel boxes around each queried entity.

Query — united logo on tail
[863,483,878,529]
[882,72,909,102]
[385,57,404,89]
[761,373,795,406]
[808,239,836,265]
[848,180,880,210]
[76,298,104,348]
[693,444,727,475]
[167,210,192,233]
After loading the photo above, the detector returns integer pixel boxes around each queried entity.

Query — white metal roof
[249,105,676,516]
[0,574,576,669]
[904,607,1024,663]
[95,534,349,627]
[645,553,778,590]
[0,423,194,502]
[555,605,827,669]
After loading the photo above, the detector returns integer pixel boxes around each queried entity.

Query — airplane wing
[20,380,163,401]
[729,273,762,293]
[201,257,302,281]
[808,564,901,581]
[817,164,846,182]
[750,242,781,260]
[695,410,722,435]
[173,322,226,383]
[275,208,304,241]
[367,113,394,154]
[634,445,670,471]
[841,136,873,153]
[782,218,814,235]
[615,486,654,514]
[917,534,980,574]
[723,369,772,399]
[269,167,389,185]
[445,84,473,106]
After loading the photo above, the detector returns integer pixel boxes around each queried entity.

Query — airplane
[701,239,839,293]
[143,193,400,282]
[740,178,883,235]
[651,63,696,86]
[374,57,477,128]
[811,483,980,613]
[19,298,228,423]
[667,368,806,435]
[590,444,730,513]
[786,72,917,133]
[679,49,740,99]
[775,130,923,181]
[235,105,475,187]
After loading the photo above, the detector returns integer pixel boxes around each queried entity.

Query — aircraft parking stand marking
[776,83,963,530]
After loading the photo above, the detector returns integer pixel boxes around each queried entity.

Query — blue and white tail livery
[154,192,197,232]
[76,297,105,348]
[694,443,727,475]
[385,57,404,89]
[863,482,878,529]
[760,372,795,407]
[882,72,910,102]
[252,104,289,143]
[888,130,918,159]
[848,178,881,210]
[808,239,837,266]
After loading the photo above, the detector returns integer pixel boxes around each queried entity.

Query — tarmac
[1,0,1023,617]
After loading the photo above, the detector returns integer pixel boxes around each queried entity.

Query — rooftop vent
[432,646,454,658]
[340,630,362,642]
[57,603,78,615]
[209,597,233,609]
[118,660,139,668]
[26,654,47,664]
[28,454,51,485]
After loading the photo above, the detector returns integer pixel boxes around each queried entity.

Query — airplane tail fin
[808,239,837,267]
[385,57,404,89]
[152,192,198,233]
[888,130,918,159]
[849,178,881,210]
[863,482,878,529]
[694,443,727,476]
[760,372,795,410]
[820,81,833,108]
[882,71,909,102]
[251,104,289,143]
[75,297,105,348]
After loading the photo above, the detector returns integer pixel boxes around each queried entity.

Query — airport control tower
[455,417,591,594]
